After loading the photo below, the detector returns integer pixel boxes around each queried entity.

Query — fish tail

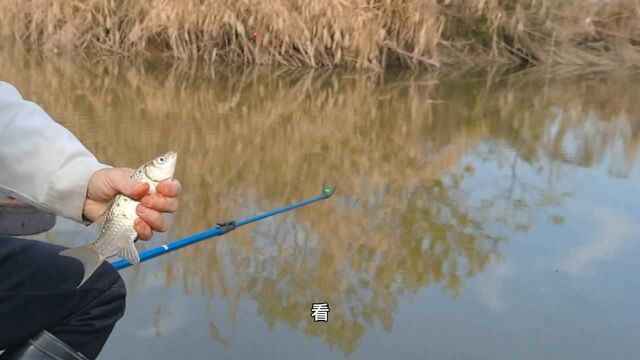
[59,245,104,288]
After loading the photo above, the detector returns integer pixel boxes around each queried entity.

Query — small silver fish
[61,151,178,286]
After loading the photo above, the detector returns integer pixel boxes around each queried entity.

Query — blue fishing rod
[111,184,336,270]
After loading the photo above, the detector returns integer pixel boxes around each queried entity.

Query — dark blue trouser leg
[0,236,126,359]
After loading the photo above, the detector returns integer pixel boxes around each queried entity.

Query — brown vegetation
[1,0,639,69]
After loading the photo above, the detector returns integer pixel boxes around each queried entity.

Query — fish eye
[158,156,165,163]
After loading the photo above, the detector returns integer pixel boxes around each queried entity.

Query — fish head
[144,151,178,182]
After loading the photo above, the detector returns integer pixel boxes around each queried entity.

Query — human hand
[83,168,181,240]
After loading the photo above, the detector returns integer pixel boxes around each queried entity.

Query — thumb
[107,168,149,199]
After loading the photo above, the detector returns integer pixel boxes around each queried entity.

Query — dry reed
[1,0,639,70]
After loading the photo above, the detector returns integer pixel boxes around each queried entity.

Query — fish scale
[88,195,138,256]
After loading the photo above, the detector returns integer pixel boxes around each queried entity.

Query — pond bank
[1,0,638,71]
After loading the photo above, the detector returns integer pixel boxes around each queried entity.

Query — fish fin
[60,245,104,288]
[116,238,140,264]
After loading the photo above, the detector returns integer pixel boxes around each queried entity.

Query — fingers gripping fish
[61,151,178,287]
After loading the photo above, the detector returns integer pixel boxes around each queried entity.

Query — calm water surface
[1,45,640,359]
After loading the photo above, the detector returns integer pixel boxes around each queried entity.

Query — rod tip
[321,181,337,197]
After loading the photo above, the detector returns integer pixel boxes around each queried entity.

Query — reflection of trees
[427,70,640,231]
[221,173,503,354]
[1,44,639,354]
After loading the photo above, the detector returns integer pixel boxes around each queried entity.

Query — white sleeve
[0,81,109,223]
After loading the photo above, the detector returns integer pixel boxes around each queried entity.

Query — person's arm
[0,81,108,223]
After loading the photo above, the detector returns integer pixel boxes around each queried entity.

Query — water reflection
[559,207,635,277]
[1,44,639,356]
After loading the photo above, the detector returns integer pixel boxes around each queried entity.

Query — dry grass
[1,0,639,69]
